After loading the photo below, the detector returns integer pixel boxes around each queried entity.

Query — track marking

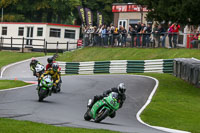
[134,75,191,133]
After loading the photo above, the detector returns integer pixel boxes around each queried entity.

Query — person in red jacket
[46,57,61,71]
[171,23,180,48]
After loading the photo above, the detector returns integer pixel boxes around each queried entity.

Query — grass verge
[0,80,30,90]
[0,51,45,69]
[0,118,118,133]
[139,73,200,133]
[57,47,200,62]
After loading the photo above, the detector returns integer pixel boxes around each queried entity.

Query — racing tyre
[84,109,91,121]
[94,108,110,123]
[38,89,47,102]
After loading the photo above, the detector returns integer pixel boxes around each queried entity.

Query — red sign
[112,5,148,12]
[77,39,83,47]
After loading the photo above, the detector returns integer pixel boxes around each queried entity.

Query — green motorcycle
[84,92,120,123]
[38,75,53,102]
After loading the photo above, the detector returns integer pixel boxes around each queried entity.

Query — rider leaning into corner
[88,83,126,118]
[46,56,62,82]
[46,57,61,71]
[39,63,61,95]
[30,58,42,76]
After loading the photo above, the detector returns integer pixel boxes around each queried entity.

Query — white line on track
[134,75,191,133]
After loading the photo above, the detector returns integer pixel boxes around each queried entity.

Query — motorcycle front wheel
[94,108,110,123]
[84,109,91,121]
[38,89,48,102]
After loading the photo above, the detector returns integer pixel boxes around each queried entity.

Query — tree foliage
[1,0,199,25]
[133,0,200,25]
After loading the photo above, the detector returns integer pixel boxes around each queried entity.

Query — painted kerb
[58,59,174,75]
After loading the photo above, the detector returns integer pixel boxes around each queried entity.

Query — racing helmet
[31,58,38,65]
[52,63,58,72]
[47,57,54,64]
[117,83,126,94]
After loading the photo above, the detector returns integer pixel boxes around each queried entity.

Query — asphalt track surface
[0,57,166,133]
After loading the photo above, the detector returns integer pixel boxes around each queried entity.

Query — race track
[0,57,166,133]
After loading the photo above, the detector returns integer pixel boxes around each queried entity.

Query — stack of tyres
[174,58,186,78]
[173,59,178,77]
[181,60,189,81]
[174,58,200,88]
[190,61,200,86]
[173,58,182,77]
[197,66,200,88]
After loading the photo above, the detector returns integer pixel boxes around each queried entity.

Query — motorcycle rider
[46,57,61,71]
[30,58,42,76]
[39,63,61,95]
[87,83,126,118]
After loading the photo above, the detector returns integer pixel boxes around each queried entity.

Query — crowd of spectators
[83,22,182,48]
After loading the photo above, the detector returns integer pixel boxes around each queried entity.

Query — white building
[0,22,80,50]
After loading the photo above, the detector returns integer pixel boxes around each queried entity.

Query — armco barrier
[173,58,200,88]
[58,59,174,75]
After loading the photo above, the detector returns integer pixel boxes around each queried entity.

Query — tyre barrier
[58,59,174,75]
[173,58,200,87]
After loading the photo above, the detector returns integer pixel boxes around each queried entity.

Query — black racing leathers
[92,87,126,109]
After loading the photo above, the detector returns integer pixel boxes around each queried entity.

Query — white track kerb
[0,57,191,133]
[135,75,191,133]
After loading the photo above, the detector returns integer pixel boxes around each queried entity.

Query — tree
[133,0,200,25]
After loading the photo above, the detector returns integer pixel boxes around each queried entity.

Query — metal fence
[82,32,200,48]
[0,37,78,55]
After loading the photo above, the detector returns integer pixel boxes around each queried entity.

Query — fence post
[46,41,48,54]
[0,37,2,51]
[56,41,58,54]
[43,39,47,55]
[11,37,13,49]
[66,42,69,51]
[22,37,24,53]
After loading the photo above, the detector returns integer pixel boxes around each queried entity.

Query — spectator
[153,23,160,48]
[110,23,115,46]
[168,23,173,48]
[113,26,119,46]
[102,25,108,46]
[141,23,147,47]
[93,26,98,46]
[96,25,103,46]
[171,23,180,48]
[129,25,136,47]
[136,22,142,47]
[191,31,200,48]
[158,24,166,48]
[84,26,90,46]
[121,26,128,47]
[144,24,152,47]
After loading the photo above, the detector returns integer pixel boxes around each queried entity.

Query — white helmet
[118,83,126,94]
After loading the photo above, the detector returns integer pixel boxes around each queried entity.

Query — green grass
[0,80,30,90]
[0,118,119,133]
[0,51,45,69]
[139,73,200,133]
[57,47,200,62]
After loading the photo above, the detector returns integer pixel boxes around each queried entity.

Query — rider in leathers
[30,58,42,76]
[39,63,61,95]
[88,83,126,118]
